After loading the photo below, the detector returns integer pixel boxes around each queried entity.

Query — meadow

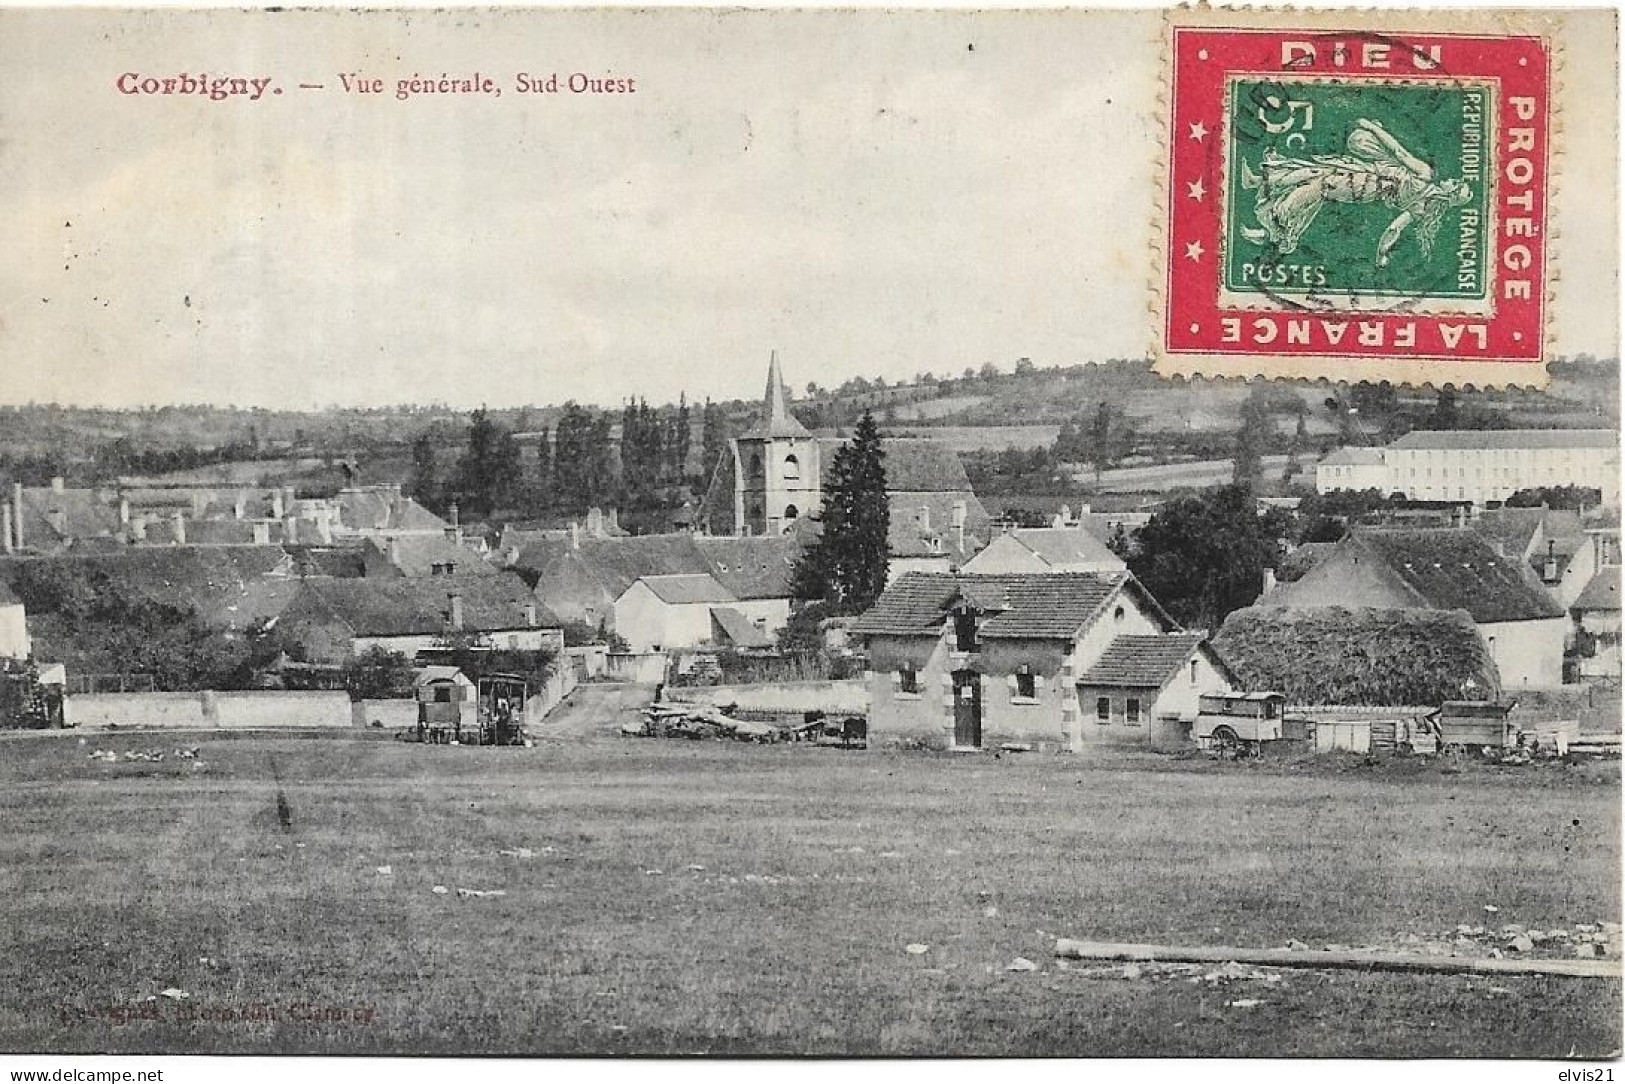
[0,700,1618,1057]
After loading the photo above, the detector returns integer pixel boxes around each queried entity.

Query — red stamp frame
[1163,26,1552,376]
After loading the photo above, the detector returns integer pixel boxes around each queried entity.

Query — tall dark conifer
[792,410,889,612]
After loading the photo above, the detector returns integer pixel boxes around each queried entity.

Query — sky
[0,7,1617,410]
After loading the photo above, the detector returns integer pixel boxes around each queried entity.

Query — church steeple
[742,351,810,439]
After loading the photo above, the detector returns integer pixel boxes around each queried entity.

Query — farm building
[1215,606,1497,706]
[851,572,1234,751]
[961,526,1126,575]
[613,573,779,653]
[273,574,563,663]
[1259,528,1567,688]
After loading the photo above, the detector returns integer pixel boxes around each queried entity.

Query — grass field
[0,691,1619,1057]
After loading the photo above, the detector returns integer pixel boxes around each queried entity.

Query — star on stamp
[1157,17,1553,387]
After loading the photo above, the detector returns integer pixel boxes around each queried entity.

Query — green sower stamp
[1161,22,1552,383]
[1223,77,1494,313]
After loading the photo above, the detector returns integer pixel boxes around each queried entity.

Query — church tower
[733,353,821,536]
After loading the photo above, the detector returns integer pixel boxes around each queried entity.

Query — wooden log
[1052,938,1622,979]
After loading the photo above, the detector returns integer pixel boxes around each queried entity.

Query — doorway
[951,669,982,749]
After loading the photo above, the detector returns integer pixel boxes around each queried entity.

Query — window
[1126,697,1142,725]
[897,668,919,695]
[784,504,799,522]
[953,610,979,652]
[783,455,801,481]
[1189,658,1199,685]
[1096,696,1111,722]
[433,686,453,703]
[1113,605,1126,622]
[1016,672,1036,699]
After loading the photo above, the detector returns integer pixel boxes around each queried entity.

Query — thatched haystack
[1214,606,1497,706]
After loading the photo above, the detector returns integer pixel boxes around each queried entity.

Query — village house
[1314,447,1389,495]
[961,526,1127,574]
[272,574,563,664]
[612,573,777,653]
[1571,567,1620,681]
[851,572,1235,752]
[1,479,122,554]
[1261,527,1568,688]
[698,355,994,571]
[513,530,799,636]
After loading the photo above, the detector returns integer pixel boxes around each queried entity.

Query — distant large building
[1315,430,1620,505]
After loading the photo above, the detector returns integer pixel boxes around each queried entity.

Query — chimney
[388,537,403,569]
[1263,567,1278,594]
[11,483,21,551]
[918,504,931,532]
[1544,539,1559,583]
[118,496,130,527]
[953,499,967,553]
[524,599,538,628]
[569,521,582,550]
[587,507,604,538]
[448,592,465,632]
[284,515,299,544]
[50,476,65,495]
[234,489,248,520]
[317,511,333,545]
[1078,502,1092,516]
[252,522,270,545]
[270,489,284,520]
[448,500,460,528]
[1,503,11,555]
[131,514,147,542]
[282,485,297,518]
[608,507,620,532]
[171,510,186,546]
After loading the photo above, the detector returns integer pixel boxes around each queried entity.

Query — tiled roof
[15,486,121,547]
[1388,429,1618,451]
[365,534,499,577]
[710,606,773,648]
[1077,632,1210,688]
[1319,447,1385,466]
[636,573,735,604]
[335,488,448,532]
[290,573,555,637]
[1278,541,1337,583]
[0,545,291,626]
[1353,529,1566,623]
[851,572,1140,640]
[814,438,973,492]
[1004,527,1124,569]
[695,534,799,599]
[1471,507,1547,557]
[1573,566,1620,612]
[886,493,993,558]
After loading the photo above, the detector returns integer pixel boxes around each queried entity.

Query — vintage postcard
[0,3,1618,1067]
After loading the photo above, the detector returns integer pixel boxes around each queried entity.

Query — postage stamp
[1156,13,1555,387]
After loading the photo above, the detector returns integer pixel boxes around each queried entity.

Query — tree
[533,426,553,510]
[1428,387,1461,430]
[1128,484,1289,630]
[700,398,727,486]
[1232,393,1271,491]
[453,408,523,516]
[670,394,693,484]
[553,403,614,515]
[1506,485,1604,511]
[408,432,439,508]
[791,410,890,612]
